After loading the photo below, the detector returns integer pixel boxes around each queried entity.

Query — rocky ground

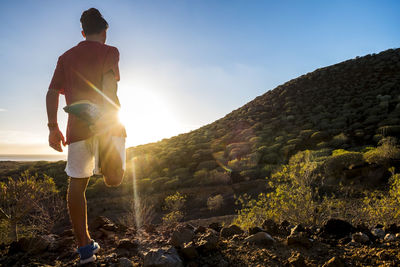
[2,216,400,266]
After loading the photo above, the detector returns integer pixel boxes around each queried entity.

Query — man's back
[49,40,123,144]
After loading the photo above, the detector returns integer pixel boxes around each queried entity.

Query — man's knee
[103,171,124,187]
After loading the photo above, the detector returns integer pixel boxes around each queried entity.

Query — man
[46,8,127,264]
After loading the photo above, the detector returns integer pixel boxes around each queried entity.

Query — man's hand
[49,128,66,152]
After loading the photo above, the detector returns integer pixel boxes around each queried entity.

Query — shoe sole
[79,254,96,265]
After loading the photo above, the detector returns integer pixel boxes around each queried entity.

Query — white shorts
[65,136,126,178]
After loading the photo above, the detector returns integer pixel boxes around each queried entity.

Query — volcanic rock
[244,232,275,246]
[220,224,244,238]
[143,246,183,267]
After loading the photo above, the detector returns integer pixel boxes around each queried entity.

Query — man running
[46,8,127,264]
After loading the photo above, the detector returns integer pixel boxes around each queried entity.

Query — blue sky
[0,0,399,154]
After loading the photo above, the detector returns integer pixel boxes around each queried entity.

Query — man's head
[80,8,108,43]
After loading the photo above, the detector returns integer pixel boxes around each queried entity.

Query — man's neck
[85,36,103,43]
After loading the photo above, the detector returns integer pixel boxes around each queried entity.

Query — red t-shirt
[49,40,127,144]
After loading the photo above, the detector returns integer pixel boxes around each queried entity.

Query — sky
[0,0,399,155]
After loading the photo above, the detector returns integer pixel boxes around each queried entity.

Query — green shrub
[233,150,341,229]
[162,192,187,226]
[324,152,365,178]
[364,137,400,166]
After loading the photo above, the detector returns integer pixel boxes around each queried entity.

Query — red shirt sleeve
[48,56,65,95]
[103,47,120,81]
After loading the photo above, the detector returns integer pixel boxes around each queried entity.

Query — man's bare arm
[46,89,60,123]
[46,89,66,152]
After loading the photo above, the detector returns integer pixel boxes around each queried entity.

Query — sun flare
[118,82,183,147]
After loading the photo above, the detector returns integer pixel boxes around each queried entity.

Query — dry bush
[0,170,62,243]
[207,194,224,211]
[118,196,157,229]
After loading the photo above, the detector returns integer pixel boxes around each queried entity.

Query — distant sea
[0,154,66,161]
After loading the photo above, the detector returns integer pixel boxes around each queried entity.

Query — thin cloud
[0,108,6,112]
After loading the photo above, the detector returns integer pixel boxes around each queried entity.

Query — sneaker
[77,239,100,265]
[90,239,100,254]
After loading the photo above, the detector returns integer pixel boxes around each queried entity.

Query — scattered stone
[248,226,264,235]
[384,223,399,234]
[99,227,117,239]
[171,228,195,248]
[103,223,118,232]
[229,234,241,242]
[371,228,385,239]
[143,224,157,233]
[287,232,313,248]
[9,235,52,254]
[90,216,113,230]
[180,241,198,260]
[220,224,244,238]
[184,223,195,231]
[244,232,275,246]
[352,232,369,244]
[143,246,183,267]
[288,253,307,267]
[208,222,222,232]
[196,229,219,252]
[194,225,207,234]
[118,257,134,267]
[290,224,305,235]
[319,219,355,239]
[262,219,280,235]
[322,256,344,267]
[384,233,396,242]
[117,238,139,250]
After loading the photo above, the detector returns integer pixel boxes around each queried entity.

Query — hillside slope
[126,48,400,189]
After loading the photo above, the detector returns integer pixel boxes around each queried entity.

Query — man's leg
[67,177,92,247]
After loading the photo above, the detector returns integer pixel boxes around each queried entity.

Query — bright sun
[117,82,183,147]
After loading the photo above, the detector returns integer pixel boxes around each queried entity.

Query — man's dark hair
[80,8,109,35]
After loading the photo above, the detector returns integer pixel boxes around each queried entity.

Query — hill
[126,48,400,191]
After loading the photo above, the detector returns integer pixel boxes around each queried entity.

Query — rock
[194,225,207,234]
[208,222,222,232]
[396,233,400,240]
[220,225,244,238]
[319,219,355,239]
[9,235,52,254]
[184,223,195,231]
[290,224,305,235]
[248,226,264,235]
[117,238,139,250]
[244,232,275,246]
[384,233,396,242]
[371,228,385,239]
[384,223,399,234]
[143,224,157,233]
[229,234,241,242]
[118,257,134,267]
[103,223,119,232]
[352,232,369,244]
[262,219,280,235]
[143,246,183,267]
[171,228,195,248]
[288,253,307,267]
[99,227,117,239]
[287,232,313,248]
[90,216,113,230]
[322,256,345,267]
[180,241,198,260]
[196,230,219,252]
